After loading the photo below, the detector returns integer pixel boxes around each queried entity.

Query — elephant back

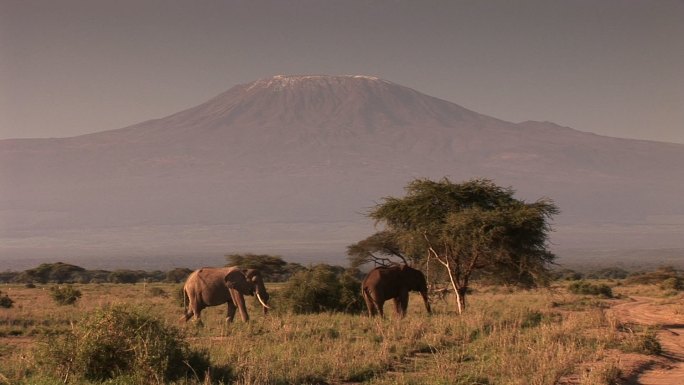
[185,267,233,306]
[362,264,426,293]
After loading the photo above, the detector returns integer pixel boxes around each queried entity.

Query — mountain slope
[2,75,683,264]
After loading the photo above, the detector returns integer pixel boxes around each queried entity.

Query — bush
[165,267,193,283]
[49,285,82,305]
[550,268,583,281]
[567,280,613,298]
[660,277,684,291]
[278,265,364,314]
[147,286,167,298]
[36,305,225,384]
[0,290,14,308]
[625,266,682,286]
[637,330,663,355]
[107,270,142,284]
[620,328,662,355]
[338,269,365,313]
[520,310,544,328]
[586,267,630,280]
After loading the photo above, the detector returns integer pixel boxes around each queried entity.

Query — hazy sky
[1,0,683,143]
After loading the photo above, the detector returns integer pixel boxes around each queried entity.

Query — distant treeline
[551,265,684,285]
[0,262,192,284]
[4,259,680,287]
[0,255,308,285]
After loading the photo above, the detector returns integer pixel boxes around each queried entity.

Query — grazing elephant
[182,267,270,324]
[362,264,431,318]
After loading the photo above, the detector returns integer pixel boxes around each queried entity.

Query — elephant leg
[181,291,195,322]
[226,301,237,323]
[230,289,249,322]
[420,290,432,314]
[393,298,402,317]
[188,300,204,326]
[363,288,377,317]
[376,299,385,318]
[394,292,409,318]
[181,305,193,322]
[368,291,385,318]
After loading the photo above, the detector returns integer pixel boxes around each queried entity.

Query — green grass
[0,281,669,384]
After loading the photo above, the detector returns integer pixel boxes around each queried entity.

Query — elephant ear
[224,270,252,293]
[244,269,261,282]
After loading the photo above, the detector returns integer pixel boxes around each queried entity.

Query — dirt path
[610,297,684,385]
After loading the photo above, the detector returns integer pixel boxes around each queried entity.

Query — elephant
[182,266,270,324]
[361,264,431,318]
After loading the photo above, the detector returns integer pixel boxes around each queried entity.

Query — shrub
[567,280,613,298]
[278,265,364,314]
[165,267,193,283]
[107,270,142,284]
[620,328,662,355]
[586,267,629,280]
[338,269,364,313]
[0,290,14,308]
[520,310,544,328]
[147,286,167,298]
[551,268,583,281]
[626,266,682,286]
[36,305,224,384]
[660,277,684,291]
[49,285,82,305]
[637,331,663,355]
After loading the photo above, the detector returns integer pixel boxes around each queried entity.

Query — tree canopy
[225,253,304,282]
[16,262,86,284]
[362,178,559,313]
[347,230,410,268]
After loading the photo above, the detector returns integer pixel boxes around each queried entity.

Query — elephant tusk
[256,292,270,309]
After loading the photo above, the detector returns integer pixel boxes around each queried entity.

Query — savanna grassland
[0,280,674,385]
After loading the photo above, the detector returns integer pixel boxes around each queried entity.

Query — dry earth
[610,296,684,385]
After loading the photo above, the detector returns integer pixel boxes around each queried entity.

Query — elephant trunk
[245,269,270,314]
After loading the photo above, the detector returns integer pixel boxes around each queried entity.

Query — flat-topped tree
[367,178,559,314]
[225,253,304,282]
[347,230,412,268]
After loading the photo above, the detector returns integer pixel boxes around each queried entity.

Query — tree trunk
[424,240,468,315]
[455,287,467,314]
[444,266,464,315]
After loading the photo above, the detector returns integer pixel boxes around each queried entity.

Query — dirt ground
[609,296,684,385]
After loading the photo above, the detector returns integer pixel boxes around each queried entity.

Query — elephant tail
[362,286,382,316]
[362,286,377,307]
[179,285,192,322]
[182,286,188,311]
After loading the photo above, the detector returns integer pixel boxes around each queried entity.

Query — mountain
[2,75,684,269]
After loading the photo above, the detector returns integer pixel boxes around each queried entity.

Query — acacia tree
[368,178,559,314]
[225,253,304,282]
[347,231,409,268]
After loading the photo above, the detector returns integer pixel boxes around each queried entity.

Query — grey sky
[1,0,682,143]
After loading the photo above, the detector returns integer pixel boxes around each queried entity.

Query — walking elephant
[362,264,431,318]
[182,267,270,324]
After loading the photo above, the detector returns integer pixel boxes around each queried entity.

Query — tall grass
[0,282,667,384]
